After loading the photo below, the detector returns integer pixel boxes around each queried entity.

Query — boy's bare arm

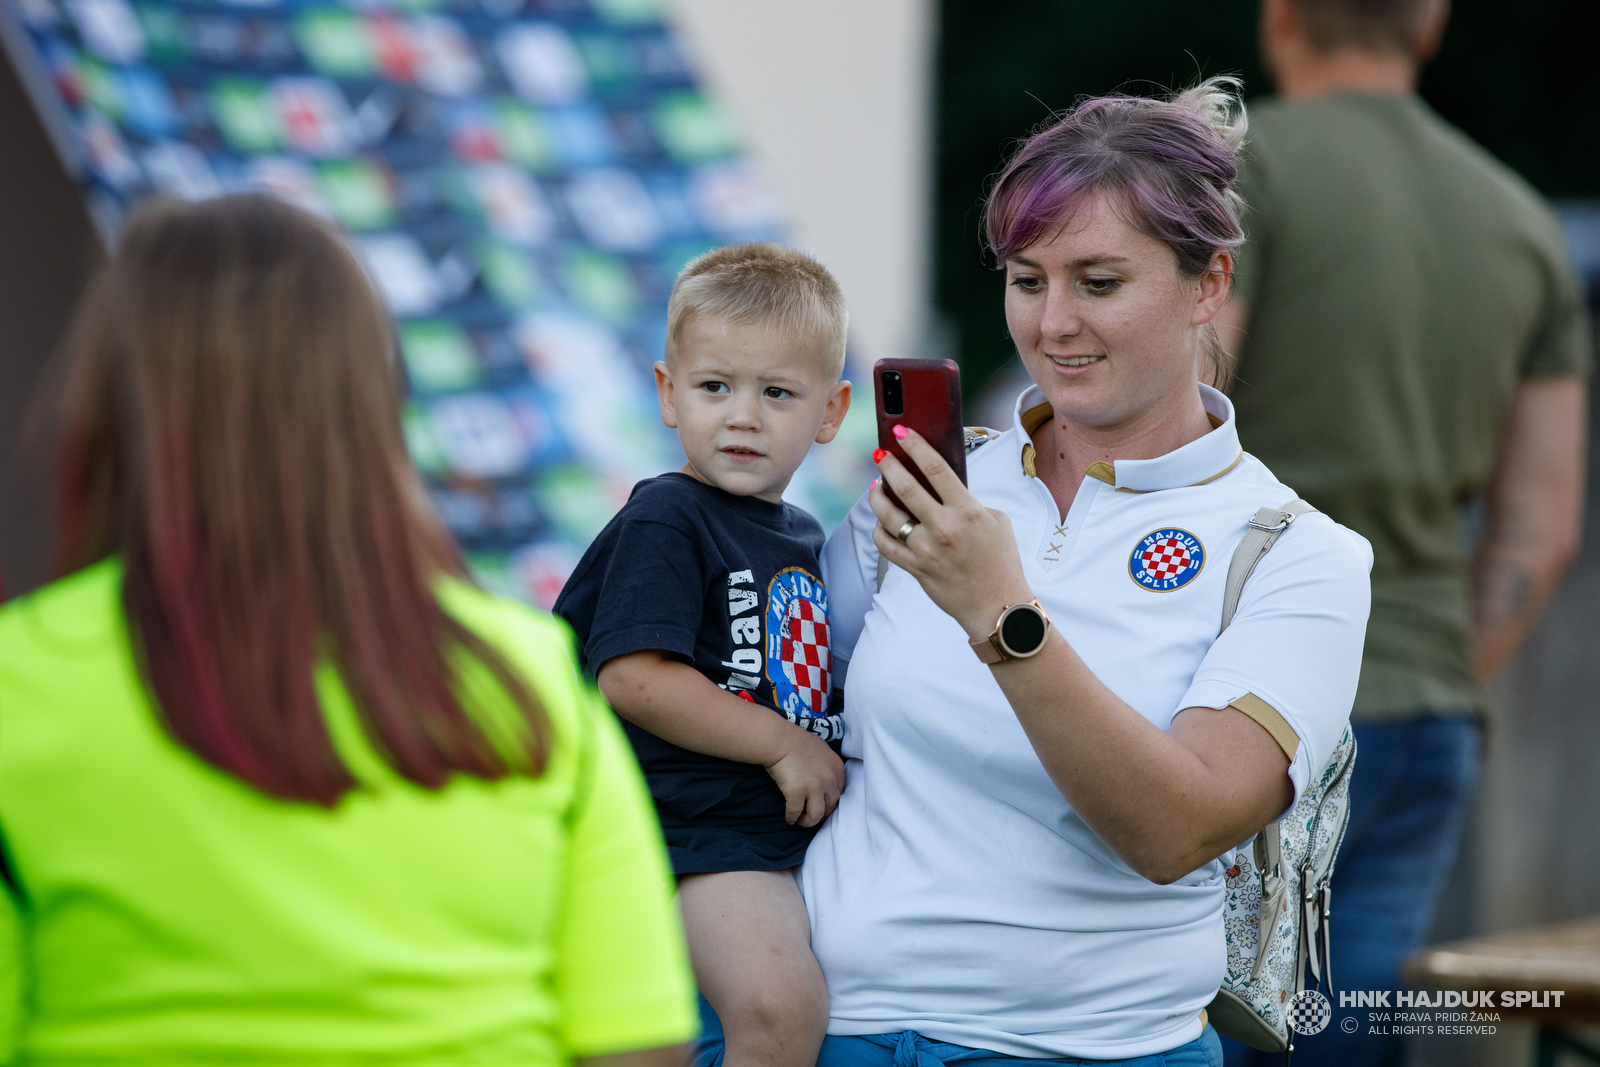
[598,650,844,826]
[599,651,797,763]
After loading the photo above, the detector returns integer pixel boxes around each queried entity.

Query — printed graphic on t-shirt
[721,568,765,697]
[1128,528,1206,591]
[765,567,842,740]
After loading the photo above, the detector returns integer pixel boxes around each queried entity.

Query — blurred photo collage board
[4,0,854,607]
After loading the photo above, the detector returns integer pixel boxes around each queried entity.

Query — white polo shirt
[801,383,1372,1059]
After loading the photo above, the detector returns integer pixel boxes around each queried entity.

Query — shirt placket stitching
[1031,472,1097,572]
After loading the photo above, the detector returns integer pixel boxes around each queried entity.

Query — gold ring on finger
[896,520,917,544]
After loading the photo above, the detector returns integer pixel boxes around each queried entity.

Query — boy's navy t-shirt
[554,472,843,874]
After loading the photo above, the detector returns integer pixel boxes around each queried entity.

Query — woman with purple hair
[791,79,1372,1064]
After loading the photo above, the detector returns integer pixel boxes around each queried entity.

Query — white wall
[668,0,936,372]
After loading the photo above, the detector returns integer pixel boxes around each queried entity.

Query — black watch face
[1000,606,1047,655]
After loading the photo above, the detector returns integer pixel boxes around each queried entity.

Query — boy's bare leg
[678,869,827,1067]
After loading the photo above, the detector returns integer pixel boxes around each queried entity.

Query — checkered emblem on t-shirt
[766,566,831,718]
[1142,537,1193,580]
[1128,528,1206,591]
[1287,989,1332,1035]
[780,598,830,714]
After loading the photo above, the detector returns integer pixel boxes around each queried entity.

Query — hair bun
[1172,75,1249,155]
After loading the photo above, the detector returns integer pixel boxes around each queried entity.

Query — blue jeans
[1222,715,1479,1067]
[693,995,1221,1067]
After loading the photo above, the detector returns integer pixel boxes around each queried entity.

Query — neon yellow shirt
[0,559,696,1065]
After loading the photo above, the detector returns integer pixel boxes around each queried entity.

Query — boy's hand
[764,730,845,827]
[599,651,846,825]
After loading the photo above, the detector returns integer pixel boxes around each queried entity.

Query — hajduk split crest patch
[766,566,830,717]
[1129,528,1205,591]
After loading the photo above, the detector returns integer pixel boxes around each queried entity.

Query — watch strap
[969,633,1007,664]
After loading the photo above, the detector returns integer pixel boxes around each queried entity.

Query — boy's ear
[813,379,852,445]
[653,360,679,429]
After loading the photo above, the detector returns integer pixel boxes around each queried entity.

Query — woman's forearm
[986,631,1291,884]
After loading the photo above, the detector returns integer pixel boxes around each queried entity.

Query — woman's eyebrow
[1007,254,1132,269]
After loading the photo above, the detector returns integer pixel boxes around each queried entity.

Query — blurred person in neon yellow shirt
[0,195,696,1066]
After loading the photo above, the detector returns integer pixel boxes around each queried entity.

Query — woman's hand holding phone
[870,427,1033,642]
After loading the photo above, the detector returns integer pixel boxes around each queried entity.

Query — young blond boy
[555,244,852,1066]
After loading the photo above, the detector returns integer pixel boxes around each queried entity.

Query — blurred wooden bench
[1404,915,1600,1066]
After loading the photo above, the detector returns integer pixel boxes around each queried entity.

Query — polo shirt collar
[1010,383,1243,492]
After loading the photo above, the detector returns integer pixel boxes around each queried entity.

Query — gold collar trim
[1099,451,1245,493]
[1018,401,1240,490]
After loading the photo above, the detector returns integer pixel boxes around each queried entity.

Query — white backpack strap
[1220,498,1316,633]
[1249,828,1287,986]
[1227,498,1316,988]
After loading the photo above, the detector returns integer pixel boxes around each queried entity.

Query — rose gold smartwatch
[969,599,1052,664]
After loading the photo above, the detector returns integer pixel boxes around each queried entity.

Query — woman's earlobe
[1192,262,1234,325]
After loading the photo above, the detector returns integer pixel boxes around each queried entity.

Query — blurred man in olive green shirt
[1217,1,1589,1065]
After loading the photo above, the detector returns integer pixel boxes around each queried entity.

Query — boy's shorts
[650,762,823,875]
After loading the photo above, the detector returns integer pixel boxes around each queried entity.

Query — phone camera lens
[883,371,904,416]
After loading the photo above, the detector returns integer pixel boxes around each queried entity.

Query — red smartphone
[874,358,965,510]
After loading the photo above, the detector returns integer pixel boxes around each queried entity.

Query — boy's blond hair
[665,243,848,378]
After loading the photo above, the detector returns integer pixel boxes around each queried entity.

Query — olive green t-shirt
[0,559,697,1065]
[1231,93,1591,720]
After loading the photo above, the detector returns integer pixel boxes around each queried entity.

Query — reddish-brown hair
[53,195,547,805]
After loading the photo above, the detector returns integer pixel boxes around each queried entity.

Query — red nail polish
[872,479,880,489]
[873,448,887,463]
[893,424,909,440]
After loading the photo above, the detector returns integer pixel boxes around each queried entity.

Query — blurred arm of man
[1218,296,1589,684]
[1471,375,1588,680]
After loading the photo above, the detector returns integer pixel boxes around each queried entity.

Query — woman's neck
[1029,385,1214,518]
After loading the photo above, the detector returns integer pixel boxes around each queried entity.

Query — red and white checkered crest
[1128,528,1206,591]
[779,598,829,714]
[1140,536,1194,581]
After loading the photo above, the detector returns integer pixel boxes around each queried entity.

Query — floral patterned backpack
[1205,500,1357,1057]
